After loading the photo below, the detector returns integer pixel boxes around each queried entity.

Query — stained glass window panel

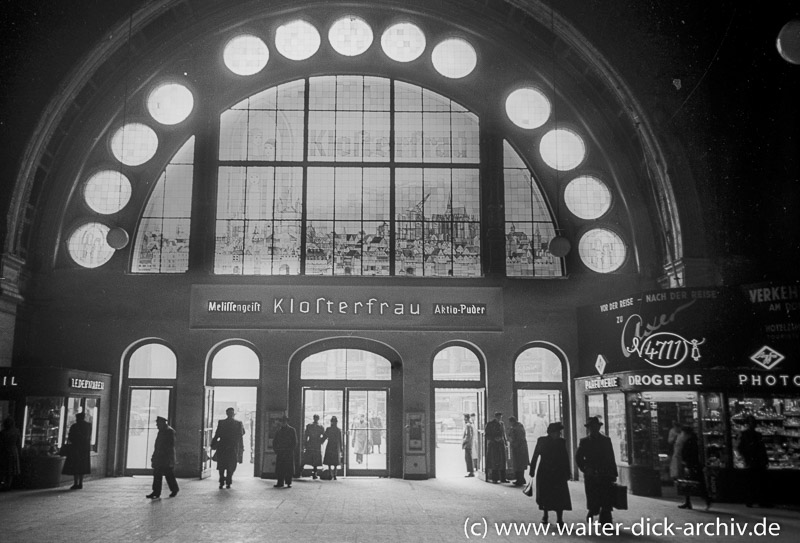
[564,175,611,220]
[133,138,194,273]
[306,221,334,275]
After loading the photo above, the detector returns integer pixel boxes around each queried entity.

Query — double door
[302,388,387,476]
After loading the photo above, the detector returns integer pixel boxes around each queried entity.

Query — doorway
[302,388,388,476]
[202,386,258,477]
[434,388,484,477]
[125,387,172,474]
[517,389,563,457]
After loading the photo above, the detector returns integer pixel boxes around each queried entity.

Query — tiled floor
[1,475,799,542]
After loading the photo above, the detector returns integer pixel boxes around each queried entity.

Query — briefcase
[613,483,628,510]
[675,479,701,497]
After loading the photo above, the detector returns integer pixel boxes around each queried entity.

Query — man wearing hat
[273,415,297,488]
[484,412,509,483]
[575,416,617,524]
[147,416,179,499]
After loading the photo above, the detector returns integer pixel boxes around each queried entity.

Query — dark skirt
[536,471,572,511]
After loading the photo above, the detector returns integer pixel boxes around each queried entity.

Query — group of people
[271,413,348,487]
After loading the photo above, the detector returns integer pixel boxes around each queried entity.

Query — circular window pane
[110,123,158,166]
[431,38,477,78]
[565,176,611,220]
[147,83,194,125]
[381,22,426,62]
[67,222,115,268]
[578,228,626,273]
[223,35,269,76]
[329,16,373,56]
[506,88,551,129]
[275,20,320,61]
[540,129,585,171]
[83,170,131,214]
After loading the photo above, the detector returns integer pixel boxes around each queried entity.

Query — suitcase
[613,483,628,510]
[675,479,702,497]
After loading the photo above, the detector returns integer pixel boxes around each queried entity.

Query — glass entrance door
[209,387,258,475]
[302,388,388,476]
[125,387,171,474]
[517,389,563,459]
[434,388,484,477]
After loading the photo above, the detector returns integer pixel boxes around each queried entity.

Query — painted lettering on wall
[432,303,486,316]
[208,301,262,314]
[272,296,420,316]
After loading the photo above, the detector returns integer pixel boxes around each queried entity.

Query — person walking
[737,415,770,507]
[303,414,325,479]
[351,414,369,464]
[470,413,479,471]
[273,416,297,488]
[507,416,529,486]
[575,417,617,525]
[677,425,711,510]
[62,412,92,490]
[322,416,343,480]
[147,416,179,499]
[462,413,475,477]
[370,413,383,454]
[530,422,572,526]
[669,420,688,482]
[211,407,245,489]
[485,412,509,483]
[0,417,21,491]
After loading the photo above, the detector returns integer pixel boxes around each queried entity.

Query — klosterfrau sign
[191,285,502,331]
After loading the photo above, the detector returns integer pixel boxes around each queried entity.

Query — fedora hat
[585,416,603,427]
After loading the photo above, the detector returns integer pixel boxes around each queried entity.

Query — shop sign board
[580,369,800,392]
[191,285,503,331]
[577,287,740,376]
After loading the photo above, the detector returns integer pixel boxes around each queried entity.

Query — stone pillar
[0,253,26,368]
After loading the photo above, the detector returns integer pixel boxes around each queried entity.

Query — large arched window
[433,345,481,381]
[210,344,260,380]
[214,77,480,277]
[128,342,177,379]
[300,348,391,380]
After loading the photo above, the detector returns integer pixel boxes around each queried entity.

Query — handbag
[320,469,332,480]
[59,443,71,457]
[522,480,533,497]
[612,483,628,510]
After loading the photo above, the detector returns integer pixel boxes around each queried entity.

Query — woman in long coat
[62,412,92,489]
[322,416,343,479]
[351,414,369,464]
[507,416,530,486]
[0,417,21,490]
[530,422,572,525]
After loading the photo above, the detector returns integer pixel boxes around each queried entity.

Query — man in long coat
[462,413,475,477]
[273,416,297,488]
[212,407,245,489]
[147,416,179,499]
[506,416,529,486]
[303,414,325,479]
[484,411,509,483]
[575,416,617,524]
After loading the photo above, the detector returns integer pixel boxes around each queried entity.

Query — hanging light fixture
[546,6,571,259]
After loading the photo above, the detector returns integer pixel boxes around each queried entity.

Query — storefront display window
[700,392,726,468]
[64,397,100,452]
[629,394,652,466]
[730,396,800,470]
[22,397,64,455]
[606,393,627,464]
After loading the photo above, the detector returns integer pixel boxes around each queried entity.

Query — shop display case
[730,397,800,470]
[629,395,653,466]
[22,396,64,456]
[700,392,727,468]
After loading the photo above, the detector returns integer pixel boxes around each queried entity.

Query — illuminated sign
[1,375,19,388]
[69,379,104,390]
[585,376,619,390]
[191,285,502,331]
